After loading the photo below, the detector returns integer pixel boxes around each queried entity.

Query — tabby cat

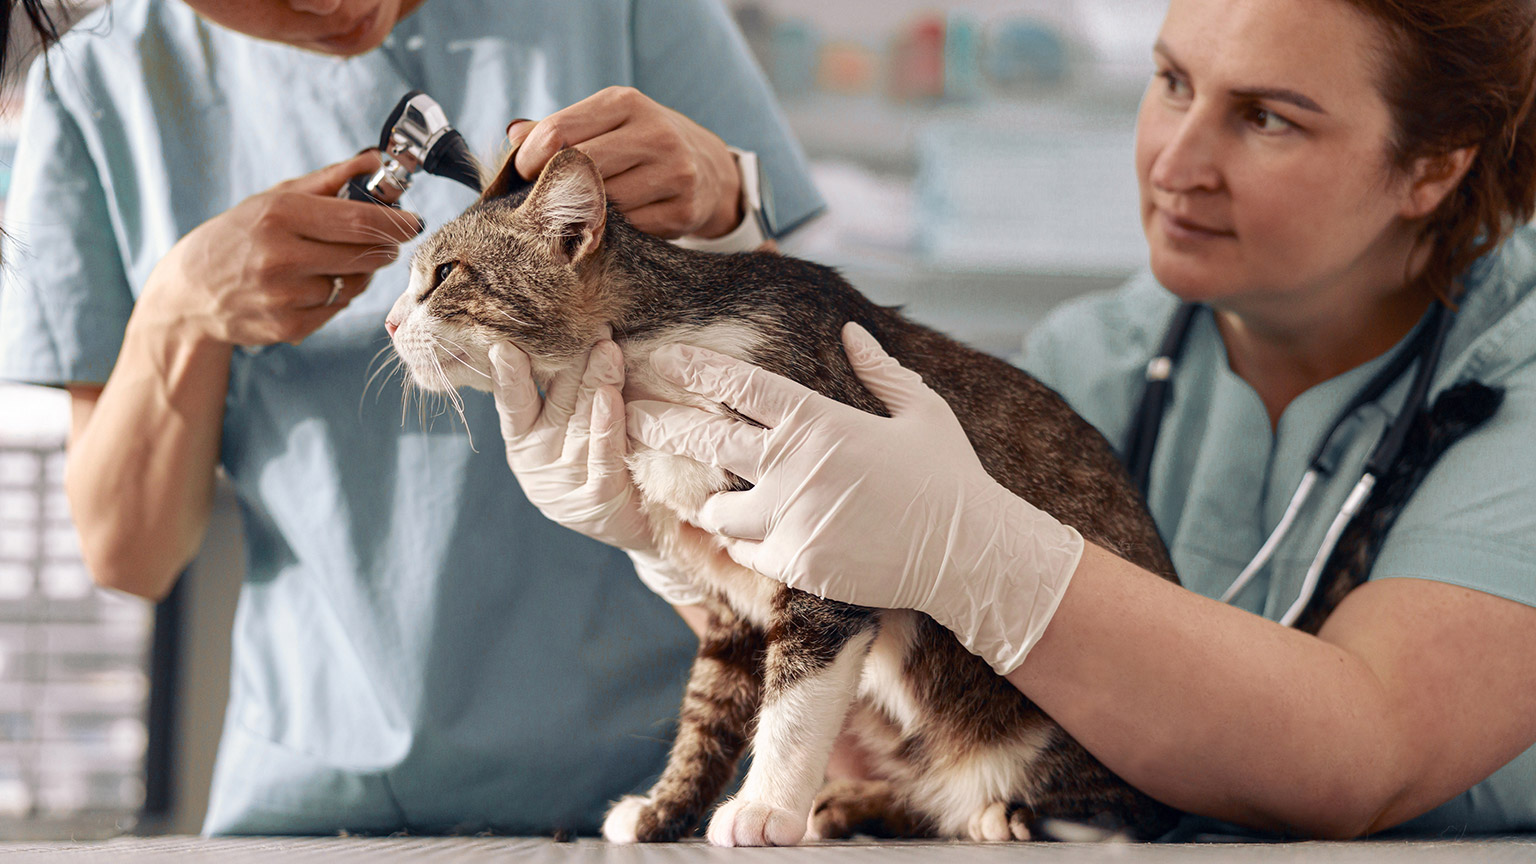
[386,148,1184,844]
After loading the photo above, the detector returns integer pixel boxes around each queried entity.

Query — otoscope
[340,90,483,205]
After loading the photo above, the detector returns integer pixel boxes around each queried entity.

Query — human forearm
[1006,542,1415,837]
[65,293,231,601]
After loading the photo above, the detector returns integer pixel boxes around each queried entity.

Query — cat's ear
[519,148,607,265]
[479,149,534,202]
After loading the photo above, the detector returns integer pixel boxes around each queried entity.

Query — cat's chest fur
[611,323,784,628]
[614,324,924,741]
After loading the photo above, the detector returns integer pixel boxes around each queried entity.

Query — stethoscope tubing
[1130,300,1453,627]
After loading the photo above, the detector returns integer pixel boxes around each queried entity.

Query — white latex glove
[625,323,1085,674]
[490,337,705,606]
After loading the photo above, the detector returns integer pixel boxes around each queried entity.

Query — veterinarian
[511,0,1536,839]
[0,0,822,835]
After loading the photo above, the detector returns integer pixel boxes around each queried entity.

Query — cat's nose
[385,318,399,338]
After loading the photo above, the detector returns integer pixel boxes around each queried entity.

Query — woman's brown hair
[1346,0,1536,299]
[2,1,68,85]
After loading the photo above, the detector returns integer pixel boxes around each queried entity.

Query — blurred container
[889,14,946,102]
[770,18,820,99]
[984,18,1070,90]
[817,40,878,95]
[942,13,984,102]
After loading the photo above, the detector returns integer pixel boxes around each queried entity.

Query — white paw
[966,801,1027,842]
[602,795,653,844]
[706,797,807,847]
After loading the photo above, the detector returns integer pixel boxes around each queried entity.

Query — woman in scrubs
[509,0,1536,838]
[0,0,822,835]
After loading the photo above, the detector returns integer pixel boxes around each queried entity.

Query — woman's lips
[319,10,378,52]
[1156,209,1236,241]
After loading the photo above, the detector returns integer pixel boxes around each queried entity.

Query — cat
[385,147,1184,844]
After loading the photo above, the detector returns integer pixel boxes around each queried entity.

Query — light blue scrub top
[1021,229,1536,836]
[0,0,823,836]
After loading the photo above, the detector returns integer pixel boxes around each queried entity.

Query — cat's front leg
[706,593,878,847]
[603,600,765,843]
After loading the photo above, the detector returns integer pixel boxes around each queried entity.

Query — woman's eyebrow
[1153,40,1329,115]
[1231,86,1328,115]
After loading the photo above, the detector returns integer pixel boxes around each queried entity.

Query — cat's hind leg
[808,778,932,840]
[603,601,765,843]
[706,593,878,847]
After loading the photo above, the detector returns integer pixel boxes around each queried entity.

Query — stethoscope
[1123,299,1457,627]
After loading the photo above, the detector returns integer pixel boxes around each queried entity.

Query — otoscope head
[345,91,482,204]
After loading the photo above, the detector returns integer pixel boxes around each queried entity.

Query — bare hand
[507,87,742,240]
[143,151,425,347]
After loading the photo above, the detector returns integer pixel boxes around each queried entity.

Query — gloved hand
[625,323,1085,674]
[490,337,705,606]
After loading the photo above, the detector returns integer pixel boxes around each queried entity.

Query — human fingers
[648,344,818,429]
[490,341,543,440]
[554,127,652,181]
[615,196,702,240]
[284,194,425,246]
[540,360,586,434]
[587,385,632,482]
[566,340,624,452]
[695,489,771,542]
[511,86,643,180]
[626,400,769,483]
[272,274,370,344]
[272,237,402,278]
[294,272,370,311]
[841,323,947,418]
[280,149,387,197]
[716,535,771,581]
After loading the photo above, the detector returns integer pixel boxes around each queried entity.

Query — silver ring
[325,276,345,306]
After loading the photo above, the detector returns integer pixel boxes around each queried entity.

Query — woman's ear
[1403,146,1478,220]
[518,148,608,265]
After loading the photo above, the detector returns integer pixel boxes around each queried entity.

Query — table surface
[1,836,1534,863]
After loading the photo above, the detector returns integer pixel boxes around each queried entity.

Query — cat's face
[386,149,612,393]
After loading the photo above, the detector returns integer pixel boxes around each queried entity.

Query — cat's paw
[809,778,927,840]
[966,802,1032,842]
[602,795,652,844]
[706,797,806,847]
[602,795,693,844]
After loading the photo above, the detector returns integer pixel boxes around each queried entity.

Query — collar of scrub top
[1125,297,1456,627]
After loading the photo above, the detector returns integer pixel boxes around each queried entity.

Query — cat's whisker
[355,225,415,246]
[421,334,478,451]
[362,343,404,401]
[379,204,420,237]
[435,335,492,380]
[492,309,536,329]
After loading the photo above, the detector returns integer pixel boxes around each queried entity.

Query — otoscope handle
[338,170,404,208]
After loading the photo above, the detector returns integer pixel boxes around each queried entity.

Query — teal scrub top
[1021,228,1536,835]
[0,0,823,836]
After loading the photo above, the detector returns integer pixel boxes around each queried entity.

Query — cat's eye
[434,261,456,287]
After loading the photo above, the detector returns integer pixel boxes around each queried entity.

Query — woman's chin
[1147,255,1240,306]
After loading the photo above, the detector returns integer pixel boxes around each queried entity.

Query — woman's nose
[1149,112,1223,194]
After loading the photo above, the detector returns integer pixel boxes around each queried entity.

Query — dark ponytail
[2,1,69,87]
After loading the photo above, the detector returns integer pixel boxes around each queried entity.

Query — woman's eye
[1246,106,1293,134]
[1158,70,1191,102]
[435,261,456,286]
